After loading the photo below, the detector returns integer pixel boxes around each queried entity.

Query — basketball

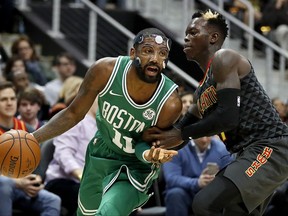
[0,130,41,178]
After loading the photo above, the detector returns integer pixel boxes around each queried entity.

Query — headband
[133,34,171,51]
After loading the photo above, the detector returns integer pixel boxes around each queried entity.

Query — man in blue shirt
[163,136,234,216]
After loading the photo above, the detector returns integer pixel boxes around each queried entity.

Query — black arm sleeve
[174,109,199,130]
[181,88,240,141]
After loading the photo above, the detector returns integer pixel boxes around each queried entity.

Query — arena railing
[16,0,199,89]
[130,0,288,97]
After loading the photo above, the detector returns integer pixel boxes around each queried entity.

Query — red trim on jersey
[0,118,28,135]
[199,56,214,87]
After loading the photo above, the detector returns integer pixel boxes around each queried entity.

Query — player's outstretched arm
[33,57,116,144]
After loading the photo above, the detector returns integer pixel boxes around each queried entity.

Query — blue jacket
[163,137,234,195]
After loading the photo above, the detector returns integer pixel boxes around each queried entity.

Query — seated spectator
[162,136,234,216]
[48,75,84,118]
[233,0,264,26]
[0,174,61,216]
[179,91,194,118]
[261,0,288,50]
[272,97,288,124]
[0,81,61,216]
[233,0,270,50]
[11,35,54,86]
[261,0,288,32]
[44,52,77,106]
[17,87,47,130]
[4,56,44,93]
[45,77,97,215]
[0,81,33,133]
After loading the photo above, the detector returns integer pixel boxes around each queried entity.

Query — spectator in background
[4,56,27,76]
[233,0,264,26]
[232,0,270,50]
[48,75,83,118]
[11,35,52,86]
[4,56,44,93]
[0,81,33,133]
[179,91,194,118]
[44,53,76,107]
[272,97,288,124]
[261,0,288,50]
[0,81,61,216]
[6,70,51,122]
[163,136,234,216]
[17,87,47,130]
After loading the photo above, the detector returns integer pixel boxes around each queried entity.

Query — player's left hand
[144,146,178,165]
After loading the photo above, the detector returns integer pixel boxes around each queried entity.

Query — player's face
[18,99,40,122]
[133,37,169,83]
[183,18,210,61]
[0,88,17,118]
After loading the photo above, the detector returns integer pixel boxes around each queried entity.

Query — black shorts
[224,136,288,213]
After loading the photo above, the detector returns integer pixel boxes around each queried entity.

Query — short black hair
[192,9,228,39]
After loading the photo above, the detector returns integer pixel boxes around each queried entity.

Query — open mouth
[146,66,159,76]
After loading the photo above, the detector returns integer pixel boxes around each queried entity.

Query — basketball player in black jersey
[143,9,288,216]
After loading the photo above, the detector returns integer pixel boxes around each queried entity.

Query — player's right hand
[142,126,184,149]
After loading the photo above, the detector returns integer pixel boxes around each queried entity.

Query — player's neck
[127,69,159,104]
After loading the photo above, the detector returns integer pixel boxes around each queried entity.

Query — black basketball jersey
[194,62,288,153]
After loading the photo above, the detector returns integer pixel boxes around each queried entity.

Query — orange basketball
[0,130,41,178]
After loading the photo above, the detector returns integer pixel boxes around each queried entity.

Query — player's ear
[210,32,219,45]
[129,47,136,60]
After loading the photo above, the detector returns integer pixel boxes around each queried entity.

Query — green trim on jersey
[97,56,178,156]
